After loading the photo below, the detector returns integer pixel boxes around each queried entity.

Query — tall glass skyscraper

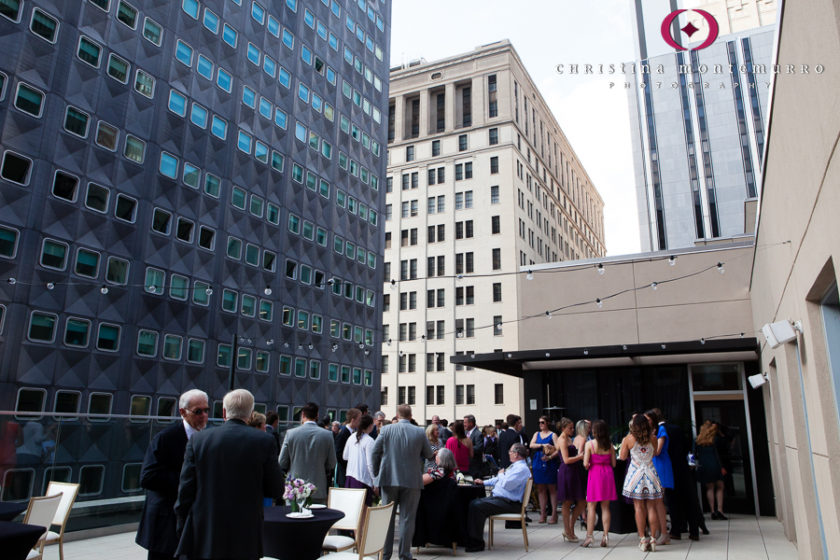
[0,0,390,424]
[628,0,776,250]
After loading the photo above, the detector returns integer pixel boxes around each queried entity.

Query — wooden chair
[22,492,63,560]
[487,478,533,551]
[43,481,80,560]
[321,487,367,553]
[321,501,395,560]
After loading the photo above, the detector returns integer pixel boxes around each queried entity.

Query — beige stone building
[380,41,606,424]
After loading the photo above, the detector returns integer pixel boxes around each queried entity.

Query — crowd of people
[133,390,733,560]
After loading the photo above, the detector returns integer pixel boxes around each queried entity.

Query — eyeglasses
[539,421,546,424]
[189,408,210,415]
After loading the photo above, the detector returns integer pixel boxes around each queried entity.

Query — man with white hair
[136,389,208,560]
[175,389,282,560]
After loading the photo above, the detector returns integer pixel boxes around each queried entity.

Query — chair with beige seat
[42,481,80,560]
[22,492,63,560]
[321,487,367,553]
[487,477,533,552]
[321,501,394,560]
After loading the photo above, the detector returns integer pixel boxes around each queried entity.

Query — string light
[545,310,552,319]
[7,278,16,285]
[717,262,725,274]
[669,256,677,266]
[331,344,338,352]
[526,270,533,280]
[596,263,605,275]
[307,343,314,350]
[650,282,658,290]
[46,282,55,290]
[264,285,272,296]
[100,285,109,295]
[596,298,603,308]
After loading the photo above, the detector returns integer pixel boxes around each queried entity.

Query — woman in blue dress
[529,415,560,523]
[646,408,674,546]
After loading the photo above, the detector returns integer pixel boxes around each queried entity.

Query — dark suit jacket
[135,421,188,555]
[174,419,282,560]
[467,427,484,476]
[334,424,352,485]
[665,422,691,482]
[497,428,522,469]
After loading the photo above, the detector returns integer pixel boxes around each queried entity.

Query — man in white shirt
[465,443,531,553]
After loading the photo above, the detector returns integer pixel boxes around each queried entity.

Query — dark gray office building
[0,0,390,426]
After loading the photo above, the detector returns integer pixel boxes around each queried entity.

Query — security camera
[748,373,768,389]
[761,320,797,349]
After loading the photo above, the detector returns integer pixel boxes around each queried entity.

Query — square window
[30,9,59,43]
[278,67,291,88]
[15,83,44,117]
[151,208,172,234]
[203,9,219,34]
[222,24,238,48]
[241,294,256,316]
[117,1,138,28]
[1,151,32,185]
[204,173,220,197]
[106,257,129,284]
[245,243,259,266]
[143,18,163,45]
[182,162,199,188]
[94,121,119,150]
[216,68,232,92]
[176,217,194,242]
[107,54,130,83]
[231,186,247,209]
[211,116,227,139]
[227,236,242,259]
[96,323,120,351]
[74,248,99,277]
[159,152,179,179]
[196,54,213,80]
[163,334,182,360]
[114,194,137,222]
[222,289,238,313]
[137,330,158,356]
[187,339,205,363]
[40,239,68,269]
[190,103,208,128]
[64,106,89,137]
[238,131,252,153]
[1,0,23,21]
[175,40,193,66]
[168,89,187,116]
[28,312,57,342]
[124,135,146,163]
[182,0,199,19]
[77,36,101,67]
[193,281,210,305]
[246,43,260,65]
[85,182,109,213]
[170,274,189,299]
[144,267,164,294]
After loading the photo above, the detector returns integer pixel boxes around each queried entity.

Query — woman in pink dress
[581,420,617,548]
[445,420,473,473]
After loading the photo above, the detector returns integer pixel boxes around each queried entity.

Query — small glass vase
[296,496,309,515]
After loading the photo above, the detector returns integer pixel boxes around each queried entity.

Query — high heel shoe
[563,532,579,543]
[547,516,558,525]
[655,533,670,546]
[639,537,650,552]
[600,534,609,547]
[649,537,657,552]
[580,534,593,548]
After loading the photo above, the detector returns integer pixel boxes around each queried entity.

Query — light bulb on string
[205,286,213,296]
[700,338,706,345]
[264,285,272,296]
[100,285,109,295]
[7,277,16,285]
[596,263,605,275]
[717,262,725,274]
[545,310,552,319]
[331,344,338,352]
[650,282,658,290]
[46,282,55,290]
[389,279,396,289]
[307,343,314,350]
[526,270,533,280]
[668,256,676,266]
[267,339,274,346]
[596,298,603,308]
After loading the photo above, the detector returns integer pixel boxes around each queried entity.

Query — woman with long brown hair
[620,414,663,552]
[581,420,616,547]
[695,420,727,519]
[556,417,586,541]
[445,420,473,474]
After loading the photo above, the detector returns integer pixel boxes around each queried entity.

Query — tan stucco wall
[517,244,754,350]
[749,1,840,557]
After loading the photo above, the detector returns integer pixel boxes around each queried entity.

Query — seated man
[464,443,530,553]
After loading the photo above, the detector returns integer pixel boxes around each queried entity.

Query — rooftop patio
[60,513,796,560]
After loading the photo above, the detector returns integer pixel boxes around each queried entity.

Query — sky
[389,0,643,256]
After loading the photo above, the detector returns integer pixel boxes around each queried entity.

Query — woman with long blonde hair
[695,420,727,519]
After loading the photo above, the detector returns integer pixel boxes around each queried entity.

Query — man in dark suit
[174,389,282,560]
[136,389,208,560]
[497,414,523,469]
[664,417,708,540]
[279,402,337,504]
[333,408,361,487]
[464,414,484,477]
[371,404,434,560]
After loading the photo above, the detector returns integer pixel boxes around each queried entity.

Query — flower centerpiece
[284,478,316,513]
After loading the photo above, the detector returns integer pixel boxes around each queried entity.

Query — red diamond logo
[681,21,700,37]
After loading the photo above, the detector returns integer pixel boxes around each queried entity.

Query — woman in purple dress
[556,417,586,542]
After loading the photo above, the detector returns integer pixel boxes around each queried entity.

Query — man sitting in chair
[464,443,530,553]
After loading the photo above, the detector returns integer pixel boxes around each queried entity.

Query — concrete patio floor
[58,513,797,560]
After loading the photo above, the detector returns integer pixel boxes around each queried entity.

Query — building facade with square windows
[0,0,390,505]
[381,41,606,425]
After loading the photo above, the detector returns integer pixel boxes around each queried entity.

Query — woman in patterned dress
[620,414,663,552]
[425,423,444,470]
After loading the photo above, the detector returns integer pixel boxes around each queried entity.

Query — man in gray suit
[464,414,485,477]
[278,402,336,504]
[371,404,434,560]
